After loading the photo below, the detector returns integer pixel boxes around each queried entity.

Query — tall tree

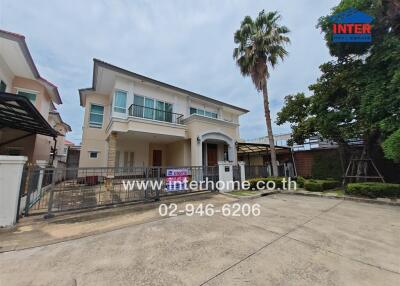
[277,0,400,180]
[233,10,290,176]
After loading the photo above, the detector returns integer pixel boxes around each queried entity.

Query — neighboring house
[247,133,292,147]
[66,145,81,179]
[79,59,248,168]
[247,133,338,150]
[48,111,72,165]
[0,29,69,164]
[64,139,75,156]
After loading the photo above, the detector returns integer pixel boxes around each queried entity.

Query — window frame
[0,80,7,92]
[89,151,99,159]
[113,90,127,113]
[190,107,218,119]
[88,103,104,128]
[16,88,38,104]
[132,94,173,123]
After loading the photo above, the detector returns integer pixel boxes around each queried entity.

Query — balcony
[128,104,184,125]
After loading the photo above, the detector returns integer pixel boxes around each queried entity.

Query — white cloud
[0,0,336,143]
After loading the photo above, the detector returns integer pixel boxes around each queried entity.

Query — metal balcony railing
[128,104,184,124]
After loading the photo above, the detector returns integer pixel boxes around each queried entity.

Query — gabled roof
[0,29,62,104]
[79,59,249,113]
[330,8,373,23]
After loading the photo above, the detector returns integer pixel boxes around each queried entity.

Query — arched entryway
[197,131,236,166]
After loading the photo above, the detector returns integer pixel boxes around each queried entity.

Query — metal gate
[19,165,219,217]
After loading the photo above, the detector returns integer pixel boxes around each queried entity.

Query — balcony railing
[128,104,184,124]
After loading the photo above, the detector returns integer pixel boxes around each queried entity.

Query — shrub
[346,182,400,198]
[304,179,340,192]
[246,177,286,190]
[320,179,340,189]
[304,180,324,192]
[296,176,306,188]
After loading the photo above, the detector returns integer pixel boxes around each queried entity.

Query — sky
[0,0,338,144]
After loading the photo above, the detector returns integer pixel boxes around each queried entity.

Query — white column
[0,156,27,227]
[218,161,234,193]
[238,161,246,181]
[36,160,47,192]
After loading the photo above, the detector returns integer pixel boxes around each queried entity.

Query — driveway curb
[281,191,400,206]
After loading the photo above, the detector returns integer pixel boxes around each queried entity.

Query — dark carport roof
[0,92,58,137]
[237,142,291,154]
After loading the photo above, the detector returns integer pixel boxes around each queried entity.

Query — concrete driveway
[0,194,399,285]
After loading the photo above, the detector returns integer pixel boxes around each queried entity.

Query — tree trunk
[262,82,278,177]
[356,145,367,182]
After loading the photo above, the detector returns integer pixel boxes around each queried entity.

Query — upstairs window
[205,111,218,119]
[114,90,127,113]
[0,80,6,92]
[190,107,217,119]
[89,104,104,128]
[17,90,37,103]
[132,95,173,123]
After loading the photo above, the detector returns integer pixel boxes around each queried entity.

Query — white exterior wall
[0,54,13,92]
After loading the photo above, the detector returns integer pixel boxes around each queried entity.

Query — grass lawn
[324,188,345,196]
[229,190,260,196]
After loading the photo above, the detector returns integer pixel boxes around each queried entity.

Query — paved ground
[0,194,399,286]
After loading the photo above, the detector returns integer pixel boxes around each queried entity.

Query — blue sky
[0,0,337,144]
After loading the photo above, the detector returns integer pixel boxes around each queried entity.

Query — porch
[107,130,237,168]
[108,131,191,168]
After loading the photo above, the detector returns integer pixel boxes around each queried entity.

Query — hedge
[296,176,306,188]
[346,182,400,198]
[304,180,324,192]
[304,179,340,192]
[247,177,286,190]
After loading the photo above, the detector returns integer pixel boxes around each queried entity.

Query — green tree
[233,10,290,176]
[277,0,400,177]
[382,129,400,162]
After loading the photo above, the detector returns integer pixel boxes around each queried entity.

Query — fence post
[44,168,57,219]
[0,156,27,227]
[155,167,160,201]
[238,161,246,183]
[217,161,234,193]
[24,166,33,216]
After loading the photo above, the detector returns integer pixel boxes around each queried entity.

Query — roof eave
[78,88,92,107]
[0,29,62,105]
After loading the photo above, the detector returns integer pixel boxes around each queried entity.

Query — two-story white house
[78,59,248,168]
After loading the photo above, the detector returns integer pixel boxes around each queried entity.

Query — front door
[207,144,218,166]
[153,150,162,166]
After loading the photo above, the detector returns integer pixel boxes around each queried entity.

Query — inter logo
[330,8,373,43]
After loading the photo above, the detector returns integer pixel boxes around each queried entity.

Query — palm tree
[233,10,290,177]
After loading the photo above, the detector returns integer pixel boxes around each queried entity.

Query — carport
[0,92,59,227]
[0,92,58,162]
[236,142,297,177]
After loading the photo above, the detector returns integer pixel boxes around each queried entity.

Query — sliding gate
[19,165,219,217]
